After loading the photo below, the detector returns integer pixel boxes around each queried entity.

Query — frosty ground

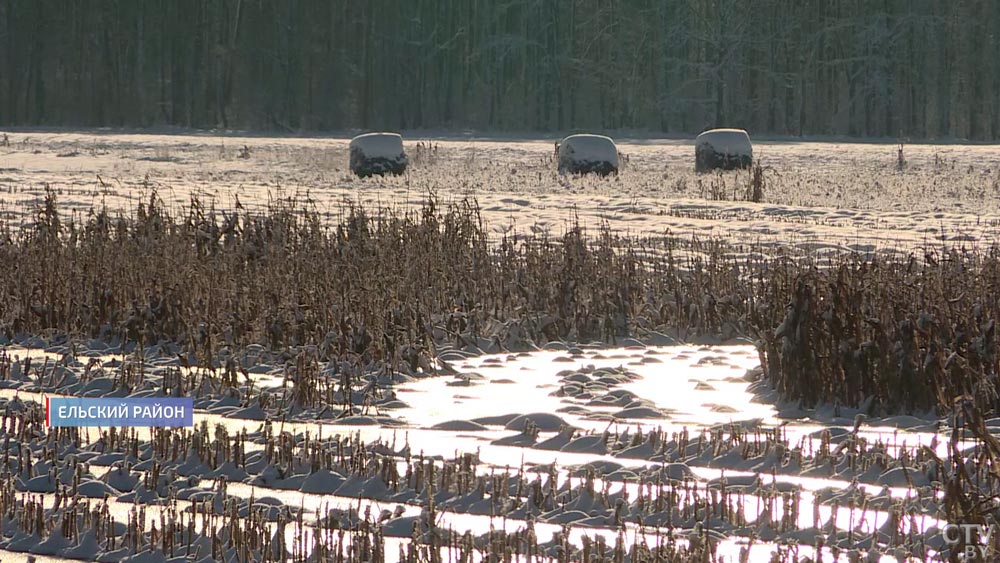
[1,130,999,562]
[0,337,956,563]
[2,130,1000,251]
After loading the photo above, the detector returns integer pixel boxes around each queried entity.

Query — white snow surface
[349,132,405,159]
[696,128,752,156]
[0,340,959,563]
[558,134,618,165]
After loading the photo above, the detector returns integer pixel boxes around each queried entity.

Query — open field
[2,131,1000,252]
[2,130,1000,562]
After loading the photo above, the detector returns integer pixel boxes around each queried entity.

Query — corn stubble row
[4,190,1000,557]
[0,402,783,563]
[2,190,1000,417]
[0,400,965,562]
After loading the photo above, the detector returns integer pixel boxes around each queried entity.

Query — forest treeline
[2,0,998,139]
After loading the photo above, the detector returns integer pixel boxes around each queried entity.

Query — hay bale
[349,132,408,177]
[695,129,752,173]
[557,134,619,176]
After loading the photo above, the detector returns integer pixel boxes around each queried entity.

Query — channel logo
[46,397,194,427]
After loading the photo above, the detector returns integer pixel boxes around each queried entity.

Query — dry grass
[7,190,1000,420]
[753,248,1000,416]
[0,190,758,366]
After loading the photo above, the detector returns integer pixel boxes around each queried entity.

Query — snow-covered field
[0,130,998,562]
[2,130,1000,251]
[0,338,958,562]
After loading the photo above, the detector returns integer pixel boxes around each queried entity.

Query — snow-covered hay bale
[695,129,752,172]
[557,134,619,176]
[349,132,408,177]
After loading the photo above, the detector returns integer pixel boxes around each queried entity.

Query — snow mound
[612,406,666,419]
[558,134,619,175]
[349,132,406,159]
[695,129,752,157]
[695,129,753,172]
[300,468,346,494]
[432,419,488,431]
[504,412,570,432]
[349,132,408,177]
